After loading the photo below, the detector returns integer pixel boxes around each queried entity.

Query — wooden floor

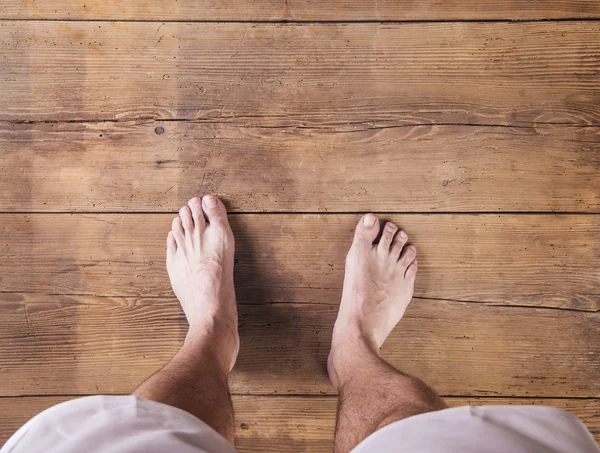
[1,1,599,450]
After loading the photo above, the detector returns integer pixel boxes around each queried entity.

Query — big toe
[352,213,380,247]
[202,195,227,221]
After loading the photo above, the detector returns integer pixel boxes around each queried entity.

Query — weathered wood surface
[0,294,597,396]
[2,0,600,21]
[1,22,599,124]
[0,395,598,449]
[1,121,598,212]
[0,214,597,309]
[1,0,598,449]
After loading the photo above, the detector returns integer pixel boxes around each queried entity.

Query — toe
[399,244,417,268]
[405,259,418,281]
[171,216,185,247]
[179,206,194,233]
[166,231,177,260]
[202,195,228,225]
[352,214,380,248]
[390,230,408,259]
[188,197,206,230]
[378,222,398,255]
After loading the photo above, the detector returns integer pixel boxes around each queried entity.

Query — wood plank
[0,396,598,449]
[2,0,600,21]
[232,397,600,452]
[1,121,598,212]
[0,294,597,396]
[0,214,597,309]
[1,22,599,124]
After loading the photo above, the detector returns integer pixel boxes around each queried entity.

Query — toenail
[363,214,377,226]
[400,230,408,239]
[204,195,219,208]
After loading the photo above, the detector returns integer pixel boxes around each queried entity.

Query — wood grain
[0,395,598,449]
[1,121,598,212]
[1,22,599,124]
[0,214,597,309]
[2,0,600,21]
[1,1,598,450]
[0,294,597,396]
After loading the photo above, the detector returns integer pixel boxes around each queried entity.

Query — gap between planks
[1,19,600,24]
[0,212,599,215]
[0,394,599,400]
[1,292,597,313]
[3,119,600,127]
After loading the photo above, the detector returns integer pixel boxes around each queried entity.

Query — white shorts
[2,395,598,453]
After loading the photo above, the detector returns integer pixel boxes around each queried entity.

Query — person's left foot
[167,195,239,372]
[328,214,417,389]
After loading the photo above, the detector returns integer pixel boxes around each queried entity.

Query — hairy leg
[134,195,239,443]
[328,214,446,453]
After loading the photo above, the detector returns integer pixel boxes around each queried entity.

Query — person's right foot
[328,214,418,389]
[167,195,239,373]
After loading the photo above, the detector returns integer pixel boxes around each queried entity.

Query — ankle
[331,316,380,357]
[186,307,238,340]
[328,328,381,390]
[183,320,239,374]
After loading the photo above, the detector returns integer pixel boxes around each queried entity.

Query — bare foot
[328,214,417,388]
[167,195,239,372]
